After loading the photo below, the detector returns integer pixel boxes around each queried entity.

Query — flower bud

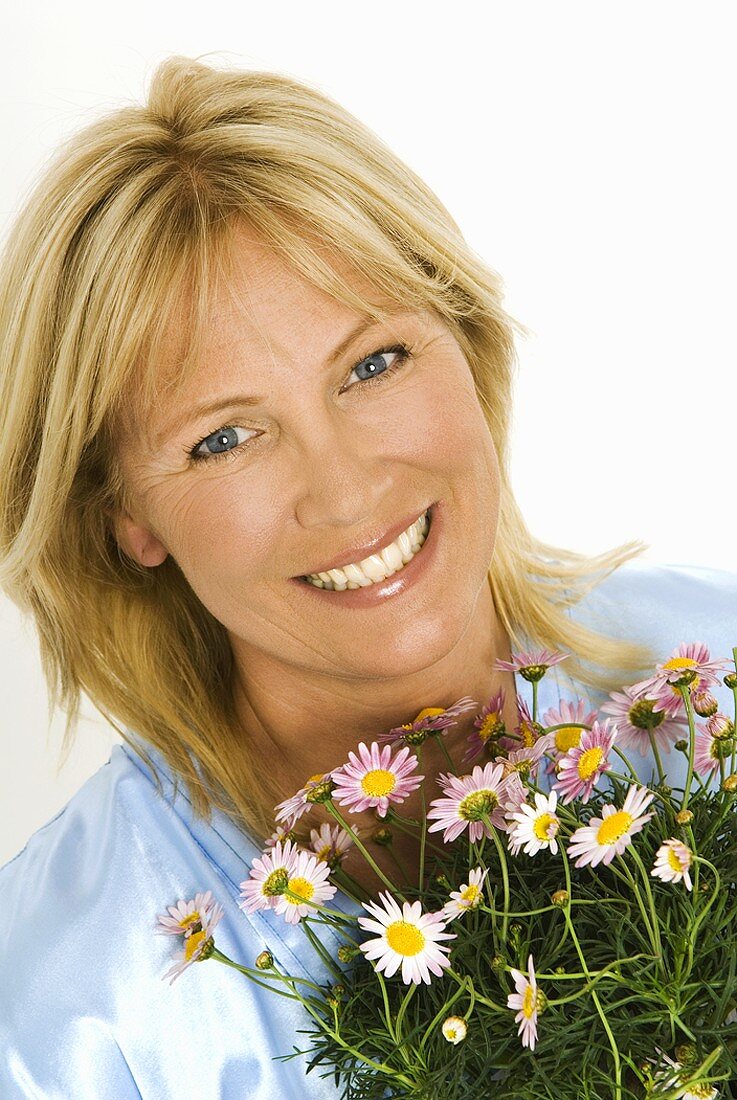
[675,809,694,825]
[722,775,737,793]
[255,950,274,970]
[692,689,719,717]
[331,983,345,998]
[305,778,336,804]
[490,954,506,973]
[372,826,393,846]
[675,1042,697,1065]
[674,739,689,752]
[551,889,569,908]
[434,871,451,888]
[326,995,340,1010]
[441,1015,468,1044]
[724,672,737,689]
[707,713,735,740]
[337,944,359,963]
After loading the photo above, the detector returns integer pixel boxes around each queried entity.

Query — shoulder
[567,557,737,662]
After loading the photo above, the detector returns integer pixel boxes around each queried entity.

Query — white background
[2,1,735,865]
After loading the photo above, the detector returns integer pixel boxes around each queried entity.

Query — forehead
[157,222,405,399]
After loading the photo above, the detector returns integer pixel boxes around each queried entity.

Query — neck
[230,577,521,802]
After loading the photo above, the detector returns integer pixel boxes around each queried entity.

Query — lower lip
[289,501,443,608]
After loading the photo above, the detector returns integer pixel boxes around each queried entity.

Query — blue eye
[341,344,412,391]
[186,341,414,465]
[189,425,256,464]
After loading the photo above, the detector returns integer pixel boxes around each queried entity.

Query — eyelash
[185,341,415,465]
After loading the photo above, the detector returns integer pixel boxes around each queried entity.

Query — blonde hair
[0,54,656,840]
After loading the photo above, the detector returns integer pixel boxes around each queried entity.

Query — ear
[110,510,169,568]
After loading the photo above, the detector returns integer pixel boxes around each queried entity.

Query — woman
[0,55,735,1097]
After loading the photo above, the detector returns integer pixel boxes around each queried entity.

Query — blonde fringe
[0,53,657,843]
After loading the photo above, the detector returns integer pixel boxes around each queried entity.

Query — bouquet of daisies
[156,642,737,1099]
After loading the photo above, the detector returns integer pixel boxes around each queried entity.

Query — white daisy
[507,953,540,1050]
[357,891,456,985]
[238,839,298,914]
[566,785,655,869]
[651,838,693,891]
[442,867,488,919]
[274,848,337,925]
[506,790,561,857]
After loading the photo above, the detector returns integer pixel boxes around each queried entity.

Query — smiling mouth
[297,507,433,591]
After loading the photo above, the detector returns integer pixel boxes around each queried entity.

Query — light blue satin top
[2,560,736,1097]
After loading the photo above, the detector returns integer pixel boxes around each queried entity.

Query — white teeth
[380,541,405,573]
[361,554,391,583]
[396,530,414,562]
[303,509,430,591]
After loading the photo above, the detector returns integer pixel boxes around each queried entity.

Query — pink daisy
[357,892,456,985]
[274,772,335,829]
[463,689,507,762]
[155,891,225,985]
[630,642,732,703]
[308,822,355,868]
[599,684,686,756]
[378,696,479,746]
[651,838,693,891]
[537,698,600,777]
[155,889,221,938]
[427,762,512,843]
[693,724,722,777]
[238,839,299,915]
[553,718,617,804]
[273,848,336,925]
[566,785,655,868]
[331,741,424,817]
[498,696,546,755]
[493,646,569,683]
[264,823,296,850]
[507,953,540,1050]
[494,738,547,784]
[442,867,489,919]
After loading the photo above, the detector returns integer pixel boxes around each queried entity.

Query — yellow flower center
[315,844,332,862]
[385,919,426,956]
[662,656,697,672]
[522,984,536,1018]
[286,876,315,904]
[461,883,480,904]
[414,706,446,722]
[479,712,502,742]
[458,789,499,821]
[361,768,397,798]
[519,722,537,748]
[555,726,582,753]
[577,746,604,780]
[533,812,559,841]
[597,811,634,845]
[667,847,684,873]
[184,929,207,961]
[180,910,203,932]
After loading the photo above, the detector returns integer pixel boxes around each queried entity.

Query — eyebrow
[161,312,400,438]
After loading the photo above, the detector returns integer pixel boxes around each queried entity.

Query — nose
[292,415,397,531]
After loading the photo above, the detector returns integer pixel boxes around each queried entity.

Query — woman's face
[113,221,502,683]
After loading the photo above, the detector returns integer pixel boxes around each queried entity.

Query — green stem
[326,802,406,901]
[485,818,510,945]
[559,847,623,1097]
[679,683,698,813]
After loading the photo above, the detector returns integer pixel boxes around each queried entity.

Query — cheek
[151,476,282,587]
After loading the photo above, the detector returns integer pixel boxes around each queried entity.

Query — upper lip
[296,504,433,578]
